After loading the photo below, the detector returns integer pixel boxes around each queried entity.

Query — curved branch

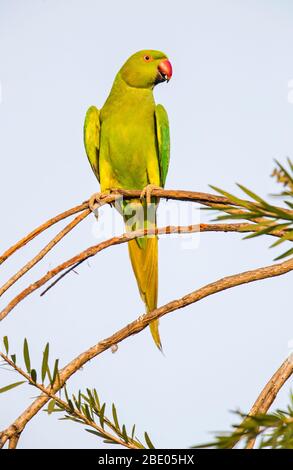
[245,357,293,448]
[0,256,292,448]
[2,188,290,267]
[0,353,140,450]
[0,202,88,265]
[0,190,230,267]
[0,222,284,322]
[224,356,293,449]
[0,209,90,298]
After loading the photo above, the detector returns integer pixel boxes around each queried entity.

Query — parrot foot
[89,192,109,217]
[140,184,162,205]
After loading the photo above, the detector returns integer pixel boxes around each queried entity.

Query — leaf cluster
[196,392,293,449]
[0,336,154,449]
[209,159,293,260]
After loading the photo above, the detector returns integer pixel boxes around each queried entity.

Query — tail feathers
[149,318,162,351]
[127,228,162,351]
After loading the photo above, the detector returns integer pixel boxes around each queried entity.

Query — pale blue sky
[0,0,292,448]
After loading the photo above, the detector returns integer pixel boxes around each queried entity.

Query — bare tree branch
[1,188,290,267]
[244,357,293,448]
[0,352,141,449]
[223,356,293,449]
[0,222,286,322]
[0,202,89,265]
[1,256,292,448]
[0,189,231,264]
[0,209,90,298]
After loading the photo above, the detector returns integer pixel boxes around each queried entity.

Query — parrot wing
[84,106,100,181]
[155,104,170,187]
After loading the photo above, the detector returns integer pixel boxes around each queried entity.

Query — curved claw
[88,192,110,218]
[140,184,162,205]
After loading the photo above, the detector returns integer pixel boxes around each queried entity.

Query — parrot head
[119,50,172,89]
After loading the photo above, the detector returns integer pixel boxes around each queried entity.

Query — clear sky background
[0,0,292,449]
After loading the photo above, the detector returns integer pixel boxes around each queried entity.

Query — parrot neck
[106,72,155,105]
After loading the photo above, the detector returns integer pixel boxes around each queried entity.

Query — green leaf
[67,399,74,412]
[112,403,120,431]
[30,369,37,383]
[275,159,293,187]
[42,343,49,383]
[52,359,59,386]
[93,389,100,410]
[236,183,267,205]
[85,428,106,439]
[72,393,81,411]
[131,424,136,440]
[243,223,290,240]
[215,212,262,221]
[86,388,95,408]
[23,338,31,373]
[270,229,293,248]
[99,403,106,429]
[10,354,16,364]
[0,381,26,394]
[83,403,92,421]
[122,424,129,443]
[3,336,9,355]
[274,247,293,261]
[47,399,56,415]
[144,432,155,449]
[285,200,293,209]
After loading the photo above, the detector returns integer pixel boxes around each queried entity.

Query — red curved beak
[158,59,173,82]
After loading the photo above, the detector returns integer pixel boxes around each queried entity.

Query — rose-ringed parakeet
[84,50,172,349]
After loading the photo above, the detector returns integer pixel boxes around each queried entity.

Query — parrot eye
[143,55,153,62]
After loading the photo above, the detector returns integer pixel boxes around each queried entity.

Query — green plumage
[84,50,171,349]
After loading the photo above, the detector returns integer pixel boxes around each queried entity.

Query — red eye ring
[143,55,153,62]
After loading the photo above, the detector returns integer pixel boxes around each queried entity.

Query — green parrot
[84,50,172,349]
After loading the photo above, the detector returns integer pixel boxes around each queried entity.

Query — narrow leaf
[23,338,31,373]
[237,183,267,205]
[52,359,59,386]
[122,424,129,443]
[86,428,106,439]
[47,399,56,415]
[112,403,120,431]
[93,389,100,410]
[83,403,93,421]
[3,336,9,355]
[99,403,106,429]
[144,432,155,449]
[42,343,49,383]
[30,369,37,383]
[0,381,26,394]
[274,247,293,260]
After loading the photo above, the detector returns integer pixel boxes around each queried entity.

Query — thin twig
[0,209,90,298]
[2,188,290,268]
[0,190,229,267]
[0,352,140,450]
[0,256,292,448]
[0,222,285,322]
[0,202,88,265]
[0,189,288,304]
[41,221,286,297]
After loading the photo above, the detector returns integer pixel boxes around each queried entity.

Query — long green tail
[124,200,161,350]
